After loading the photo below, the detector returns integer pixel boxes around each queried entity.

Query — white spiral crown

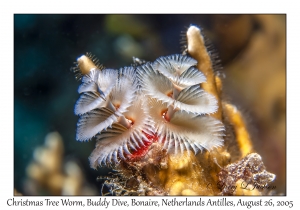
[74,54,224,168]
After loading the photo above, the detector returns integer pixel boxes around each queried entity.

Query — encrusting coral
[72,25,276,195]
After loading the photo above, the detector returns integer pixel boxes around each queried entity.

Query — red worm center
[127,132,159,160]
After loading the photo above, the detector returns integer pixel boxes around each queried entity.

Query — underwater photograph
[14,14,286,196]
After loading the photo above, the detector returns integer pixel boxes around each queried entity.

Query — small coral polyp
[73,53,224,168]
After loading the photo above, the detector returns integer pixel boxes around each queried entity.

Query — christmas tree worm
[71,25,276,196]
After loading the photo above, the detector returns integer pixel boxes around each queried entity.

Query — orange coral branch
[223,103,253,157]
[186,26,222,121]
